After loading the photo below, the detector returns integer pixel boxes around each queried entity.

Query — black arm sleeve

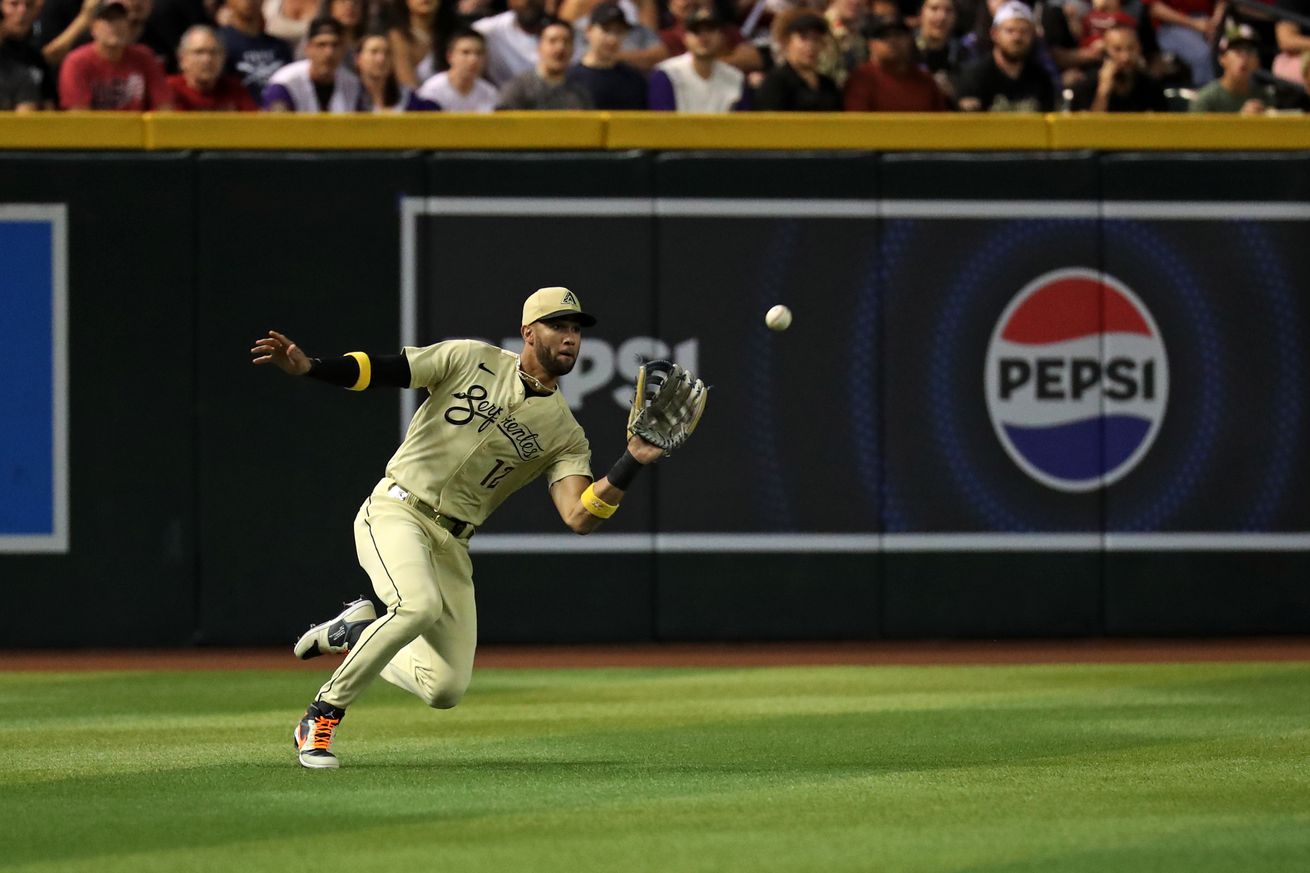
[306,352,412,389]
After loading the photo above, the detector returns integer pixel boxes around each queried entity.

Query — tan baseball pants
[317,478,478,710]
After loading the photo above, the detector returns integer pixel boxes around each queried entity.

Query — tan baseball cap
[521,286,597,328]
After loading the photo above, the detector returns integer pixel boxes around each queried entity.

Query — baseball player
[251,287,707,769]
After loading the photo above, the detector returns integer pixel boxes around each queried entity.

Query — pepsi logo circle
[984,268,1169,493]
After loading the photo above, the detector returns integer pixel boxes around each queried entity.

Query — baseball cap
[93,0,128,20]
[1218,22,1258,52]
[784,11,829,35]
[306,16,344,40]
[862,15,912,40]
[589,3,631,29]
[685,6,724,29]
[522,287,598,328]
[991,0,1035,26]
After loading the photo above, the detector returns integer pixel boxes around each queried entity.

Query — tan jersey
[384,340,592,526]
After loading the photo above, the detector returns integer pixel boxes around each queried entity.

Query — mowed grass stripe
[1,664,1307,873]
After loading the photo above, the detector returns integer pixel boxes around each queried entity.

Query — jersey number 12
[481,459,514,489]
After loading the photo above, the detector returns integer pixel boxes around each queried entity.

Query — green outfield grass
[3,662,1309,873]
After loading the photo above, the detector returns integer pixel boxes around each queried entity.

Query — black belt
[386,485,475,539]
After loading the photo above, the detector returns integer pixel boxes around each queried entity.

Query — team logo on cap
[984,268,1169,492]
[561,291,577,306]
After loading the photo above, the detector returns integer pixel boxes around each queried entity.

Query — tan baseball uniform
[317,339,591,710]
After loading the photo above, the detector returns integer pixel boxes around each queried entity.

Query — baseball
[765,304,792,332]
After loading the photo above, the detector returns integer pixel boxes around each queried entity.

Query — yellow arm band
[580,483,619,519]
[345,352,371,391]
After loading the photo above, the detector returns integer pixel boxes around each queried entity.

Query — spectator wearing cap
[1070,23,1164,110]
[356,29,440,109]
[956,0,1053,109]
[1190,24,1272,111]
[308,0,364,69]
[915,0,964,99]
[58,0,171,107]
[648,5,749,109]
[560,0,657,35]
[960,0,1062,84]
[218,0,293,102]
[262,15,360,109]
[496,15,595,107]
[566,3,646,106]
[0,0,53,108]
[415,28,499,111]
[755,10,843,109]
[475,0,581,88]
[1150,0,1223,86]
[168,23,258,108]
[844,15,948,108]
[652,0,762,74]
[561,0,664,72]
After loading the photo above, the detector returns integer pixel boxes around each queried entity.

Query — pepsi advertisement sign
[985,268,1168,493]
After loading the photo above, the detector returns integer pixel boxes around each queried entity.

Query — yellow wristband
[580,483,619,519]
[345,352,371,391]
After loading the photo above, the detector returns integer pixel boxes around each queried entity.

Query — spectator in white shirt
[416,27,498,110]
[648,6,748,111]
[262,15,361,109]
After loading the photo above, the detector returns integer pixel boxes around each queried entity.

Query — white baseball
[765,304,792,332]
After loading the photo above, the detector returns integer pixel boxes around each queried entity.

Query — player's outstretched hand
[627,434,665,464]
[251,330,312,376]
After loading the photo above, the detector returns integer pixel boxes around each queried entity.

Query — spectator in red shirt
[58,0,171,108]
[844,15,949,109]
[167,24,258,109]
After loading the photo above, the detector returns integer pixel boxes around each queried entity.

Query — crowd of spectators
[2,0,1309,112]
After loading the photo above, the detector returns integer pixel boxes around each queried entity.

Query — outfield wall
[3,146,1309,646]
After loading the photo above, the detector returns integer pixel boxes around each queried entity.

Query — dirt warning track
[5,638,1310,671]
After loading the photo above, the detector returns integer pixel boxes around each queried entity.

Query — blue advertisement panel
[0,205,66,553]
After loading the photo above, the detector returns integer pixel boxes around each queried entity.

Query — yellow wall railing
[1,110,1309,151]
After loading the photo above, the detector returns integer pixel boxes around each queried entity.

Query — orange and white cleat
[293,700,346,769]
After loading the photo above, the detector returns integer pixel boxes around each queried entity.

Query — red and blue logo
[984,268,1169,493]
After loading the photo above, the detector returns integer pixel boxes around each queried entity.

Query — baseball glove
[626,360,708,453]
